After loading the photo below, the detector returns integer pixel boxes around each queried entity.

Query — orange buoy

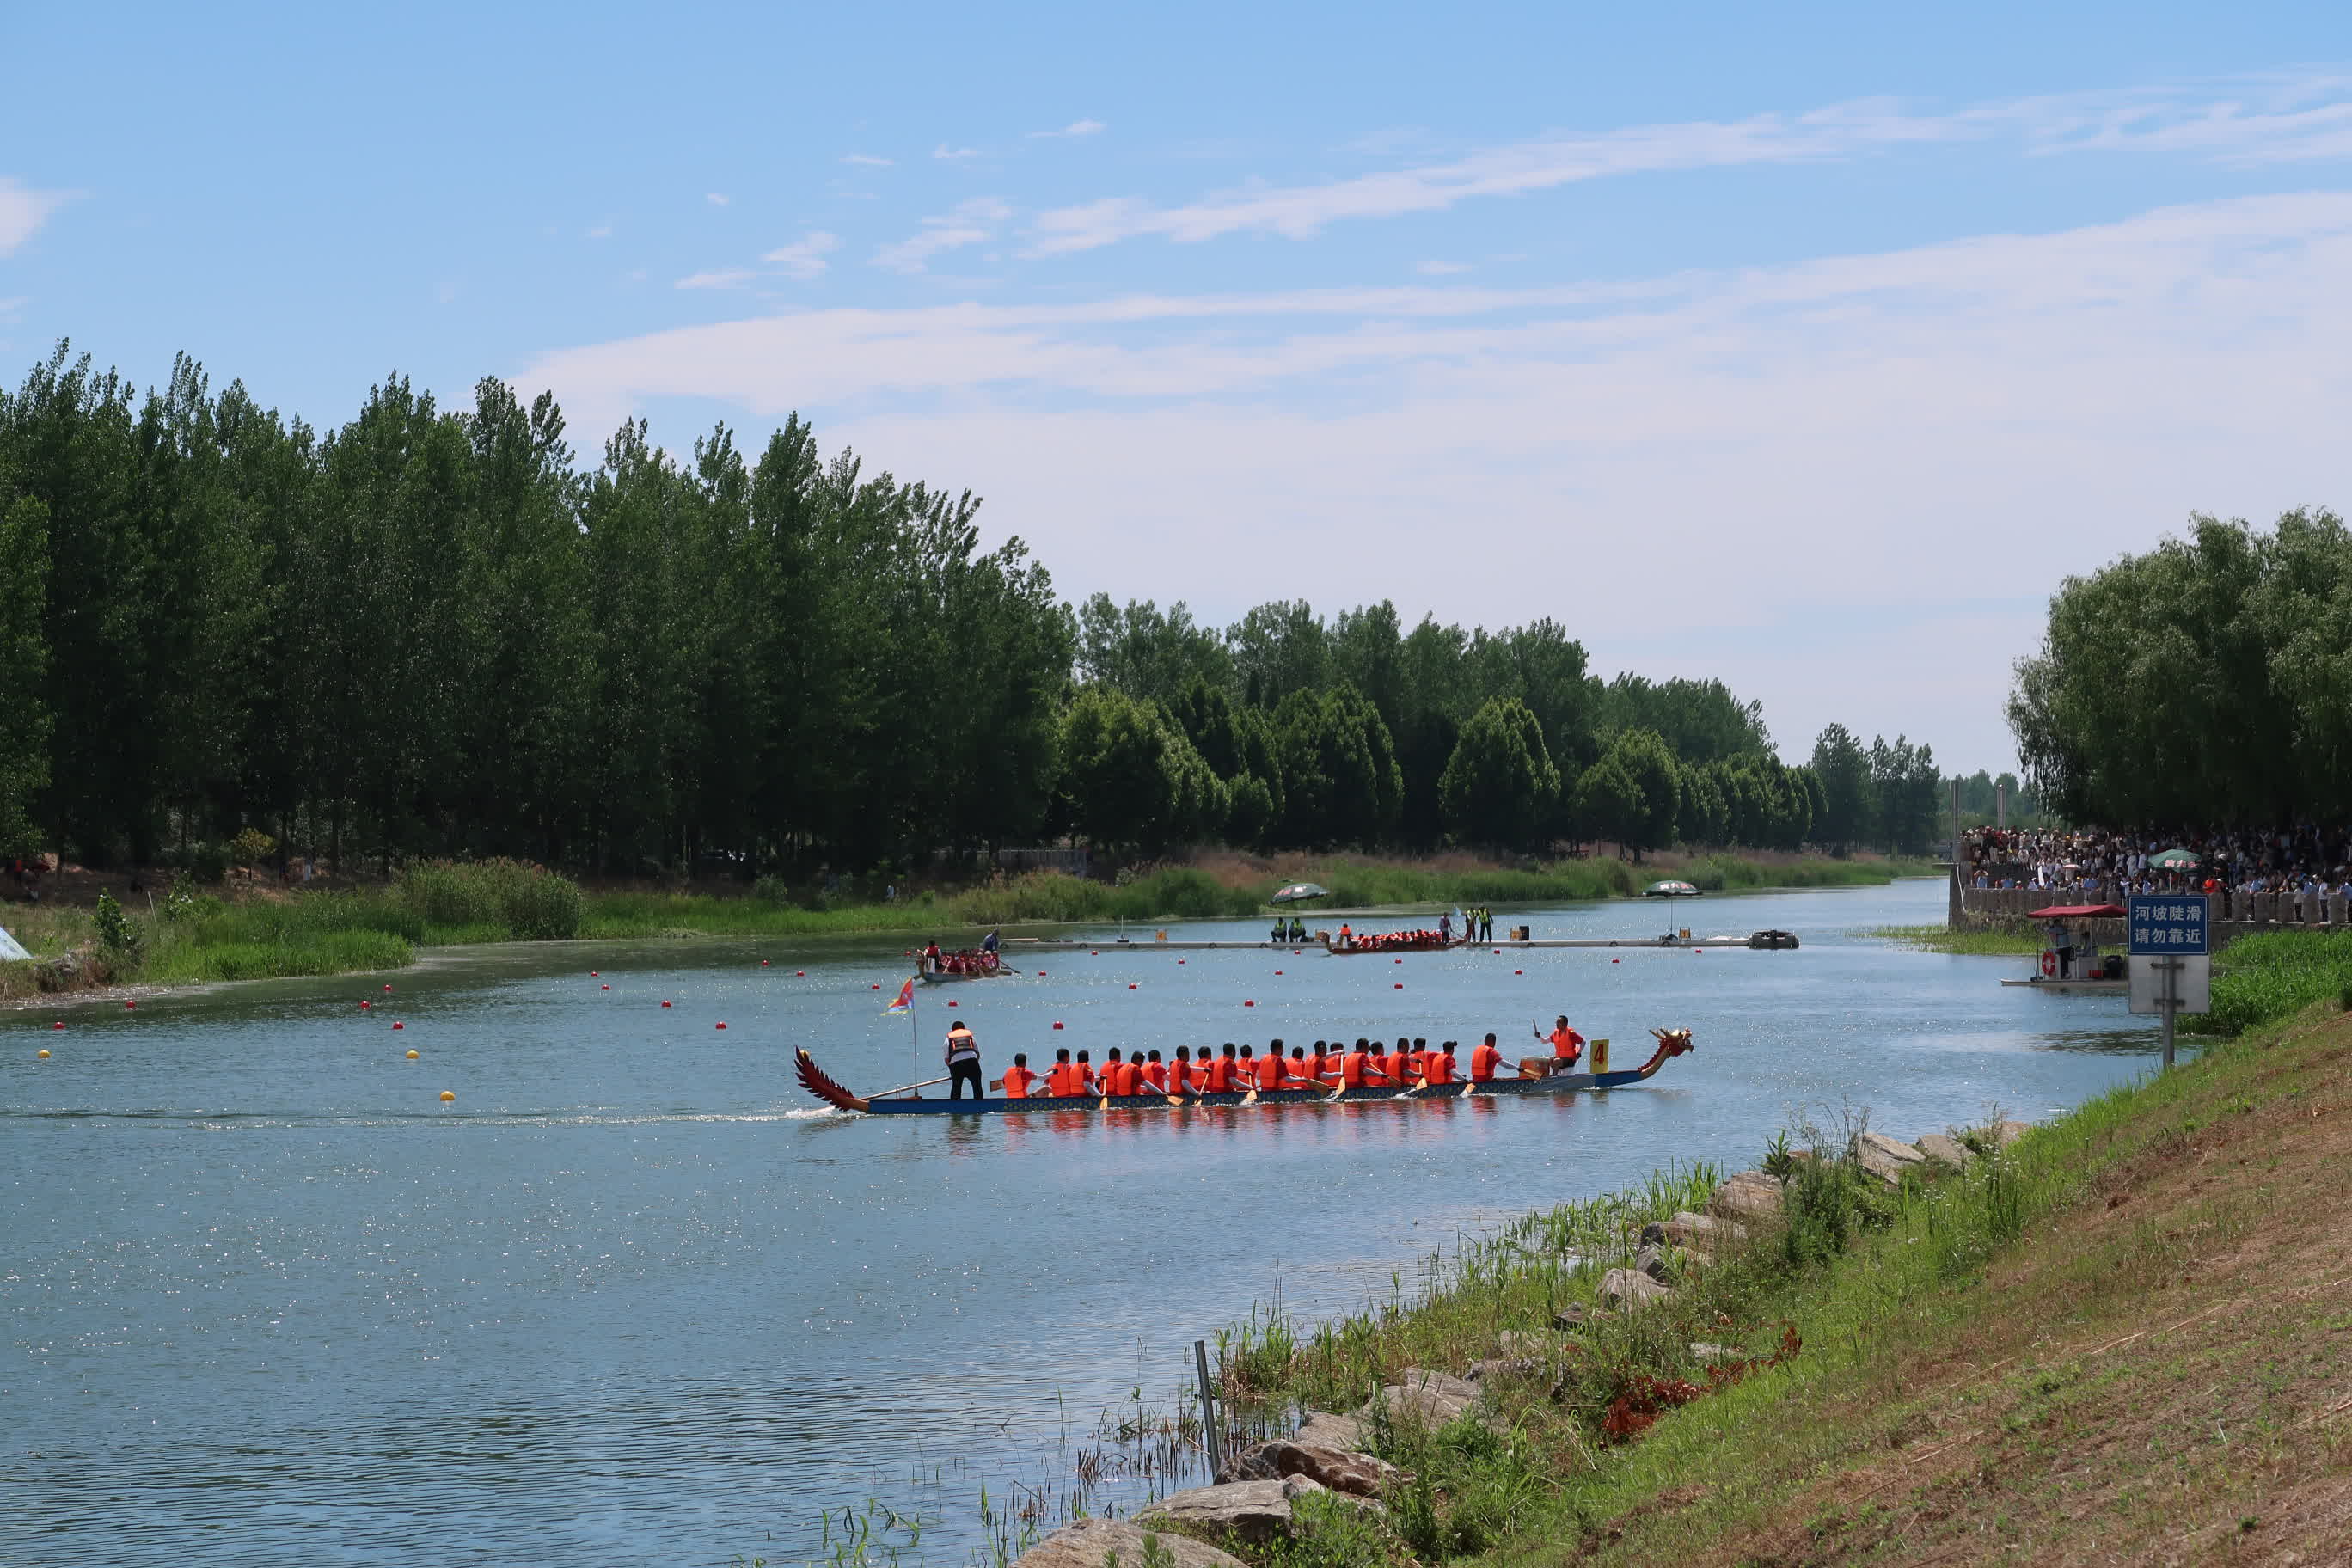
[439,1089,455,1102]
[38,1047,51,1057]
[405,1049,419,1060]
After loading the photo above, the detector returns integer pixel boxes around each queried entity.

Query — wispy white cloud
[0,177,70,255]
[933,144,981,162]
[707,192,731,206]
[842,153,895,167]
[763,231,840,281]
[1030,119,1106,139]
[676,267,756,291]
[873,198,1012,273]
[1026,74,2352,254]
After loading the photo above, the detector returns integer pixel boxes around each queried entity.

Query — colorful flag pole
[885,975,918,1095]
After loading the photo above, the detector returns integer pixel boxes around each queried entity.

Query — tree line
[0,343,1947,875]
[2008,507,2352,828]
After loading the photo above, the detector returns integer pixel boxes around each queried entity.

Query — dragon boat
[1321,930,1465,955]
[793,1029,1693,1115]
[916,949,1014,983]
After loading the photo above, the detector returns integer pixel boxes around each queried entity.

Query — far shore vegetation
[2,849,1939,1001]
[1867,921,2046,957]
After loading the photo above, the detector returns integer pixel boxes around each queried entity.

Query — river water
[2,879,2159,1566]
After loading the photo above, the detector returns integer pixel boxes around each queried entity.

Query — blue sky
[7,3,2351,774]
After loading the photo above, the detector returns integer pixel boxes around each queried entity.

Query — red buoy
[360,1000,371,1010]
[1394,982,1403,989]
[1128,983,1137,990]
[1514,969,1523,975]
[392,1021,404,1031]
[662,1000,671,1008]
[125,1000,136,1010]
[795,970,805,977]
[591,971,598,977]
[383,983,393,992]
[1274,970,1283,975]
[1178,959,1185,965]
[601,984,609,990]
[1052,1021,1063,1030]
[52,1020,64,1030]
[1243,1000,1254,1007]
[762,960,769,967]
[946,1000,957,1008]
[716,1021,727,1030]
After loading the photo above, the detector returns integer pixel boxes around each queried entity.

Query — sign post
[2128,895,2210,1069]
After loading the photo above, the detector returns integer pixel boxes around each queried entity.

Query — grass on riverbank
[1867,922,2045,957]
[2185,925,2352,1038]
[6,850,1939,999]
[1175,998,2352,1567]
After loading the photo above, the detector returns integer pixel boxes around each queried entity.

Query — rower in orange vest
[1101,1048,1124,1094]
[1074,1050,1098,1095]
[1255,1040,1286,1091]
[1044,1047,1077,1095]
[1169,1045,1195,1093]
[1408,1036,1431,1080]
[1424,1042,1457,1086]
[1342,1038,1379,1087]
[1469,1032,1503,1082]
[1141,1050,1167,1092]
[1000,1053,1038,1099]
[1201,1045,1233,1093]
[1536,1014,1585,1069]
[1285,1044,1312,1088]
[1385,1038,1416,1088]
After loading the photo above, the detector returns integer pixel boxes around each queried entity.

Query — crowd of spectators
[1963,826,2352,904]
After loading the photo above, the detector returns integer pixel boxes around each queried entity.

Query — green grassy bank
[4,852,1937,1001]
[1159,994,2352,1568]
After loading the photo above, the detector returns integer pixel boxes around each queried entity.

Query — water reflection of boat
[793,1031,1694,1115]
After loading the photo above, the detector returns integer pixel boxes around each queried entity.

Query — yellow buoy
[405,1050,420,1060]
[37,1048,50,1058]
[439,1089,456,1102]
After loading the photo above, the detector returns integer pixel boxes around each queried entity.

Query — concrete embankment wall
[1951,878,2348,953]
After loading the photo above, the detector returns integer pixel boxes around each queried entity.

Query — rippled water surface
[3,880,2162,1565]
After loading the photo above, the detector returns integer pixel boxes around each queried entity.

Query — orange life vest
[1112,1061,1139,1097]
[1201,1057,1229,1093]
[1001,1064,1038,1099]
[1424,1052,1455,1085]
[1046,1063,1075,1096]
[1142,1062,1167,1091]
[1385,1050,1413,1085]
[1469,1043,1501,1081]
[1256,1053,1284,1090]
[1549,1026,1584,1064]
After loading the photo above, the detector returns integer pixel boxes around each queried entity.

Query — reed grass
[1867,922,2047,956]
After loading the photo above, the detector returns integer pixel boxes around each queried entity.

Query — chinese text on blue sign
[2128,895,2209,956]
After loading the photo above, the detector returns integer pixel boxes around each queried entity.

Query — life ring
[2040,949,2057,978]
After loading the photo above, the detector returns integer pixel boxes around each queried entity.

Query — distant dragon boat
[793,1029,1694,1115]
[916,949,1014,983]
[1321,929,1466,956]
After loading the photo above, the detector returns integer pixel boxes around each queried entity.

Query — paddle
[870,1073,954,1099]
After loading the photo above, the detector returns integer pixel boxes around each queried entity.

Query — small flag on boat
[885,977,915,1014]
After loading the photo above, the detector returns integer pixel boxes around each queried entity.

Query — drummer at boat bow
[1537,1015,1586,1069]
[944,1020,983,1099]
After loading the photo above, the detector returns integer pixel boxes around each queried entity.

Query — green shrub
[230,826,275,866]
[189,841,230,883]
[2186,928,2352,1035]
[93,889,141,969]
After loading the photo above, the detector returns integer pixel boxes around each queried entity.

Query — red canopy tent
[2027,903,2126,919]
